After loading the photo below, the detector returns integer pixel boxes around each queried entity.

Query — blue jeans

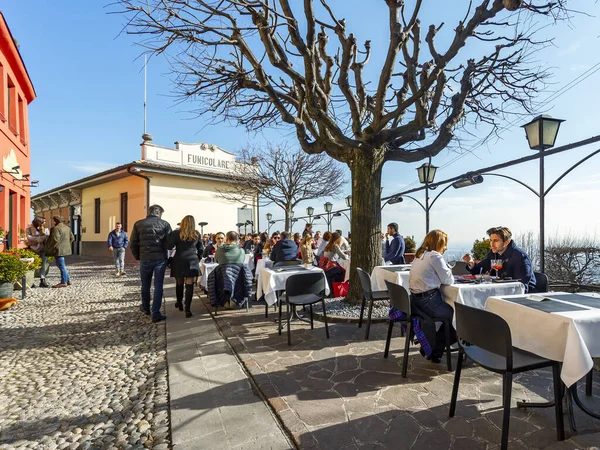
[55,256,70,284]
[140,259,168,317]
[411,289,456,356]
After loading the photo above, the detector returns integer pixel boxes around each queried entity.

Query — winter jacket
[166,230,204,278]
[130,213,172,261]
[45,223,75,257]
[469,240,536,293]
[384,233,406,264]
[270,239,299,264]
[215,243,245,265]
[207,263,253,307]
[107,230,129,249]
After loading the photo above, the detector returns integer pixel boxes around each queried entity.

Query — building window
[0,62,5,122]
[18,95,26,146]
[120,193,128,232]
[94,198,101,233]
[7,76,17,135]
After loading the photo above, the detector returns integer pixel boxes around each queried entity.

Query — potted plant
[7,248,41,288]
[404,235,417,263]
[472,238,491,262]
[0,252,28,298]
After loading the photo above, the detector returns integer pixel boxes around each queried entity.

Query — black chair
[274,259,302,268]
[356,267,389,340]
[384,281,455,372]
[450,302,564,450]
[534,271,549,293]
[279,272,329,346]
[451,262,471,276]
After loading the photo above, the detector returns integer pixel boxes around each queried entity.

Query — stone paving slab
[164,284,294,450]
[0,257,170,449]
[203,297,600,449]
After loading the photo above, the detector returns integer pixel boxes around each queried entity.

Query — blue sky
[3,1,600,251]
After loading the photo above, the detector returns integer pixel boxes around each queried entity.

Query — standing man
[302,223,313,237]
[45,216,75,288]
[384,222,406,264]
[130,205,172,323]
[108,222,129,276]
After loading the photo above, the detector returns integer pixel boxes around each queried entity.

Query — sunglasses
[273,236,280,240]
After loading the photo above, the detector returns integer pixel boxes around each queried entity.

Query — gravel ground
[312,297,389,319]
[0,257,170,450]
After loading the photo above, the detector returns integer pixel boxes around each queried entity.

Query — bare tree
[218,143,345,231]
[116,0,571,302]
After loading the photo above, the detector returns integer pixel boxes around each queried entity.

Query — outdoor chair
[451,262,471,276]
[450,302,564,450]
[356,267,389,340]
[273,259,302,268]
[279,272,329,346]
[534,271,549,293]
[384,281,455,373]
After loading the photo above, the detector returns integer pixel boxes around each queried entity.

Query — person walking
[44,216,75,288]
[26,217,50,288]
[166,215,204,318]
[107,222,129,276]
[130,204,172,323]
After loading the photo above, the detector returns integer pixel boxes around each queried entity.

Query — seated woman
[253,232,268,265]
[262,232,280,259]
[300,234,315,266]
[319,232,347,294]
[203,232,225,259]
[316,231,331,257]
[408,229,456,363]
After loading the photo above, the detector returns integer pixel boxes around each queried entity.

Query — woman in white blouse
[408,230,456,363]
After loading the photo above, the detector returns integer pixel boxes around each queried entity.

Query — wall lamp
[24,180,39,187]
[452,174,484,189]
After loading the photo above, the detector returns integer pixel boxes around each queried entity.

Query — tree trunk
[346,149,385,305]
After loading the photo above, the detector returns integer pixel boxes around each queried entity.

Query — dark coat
[469,240,536,293]
[271,239,299,264]
[207,264,253,307]
[167,230,204,278]
[45,223,75,257]
[384,233,406,264]
[130,213,172,261]
[107,230,129,249]
[202,244,217,259]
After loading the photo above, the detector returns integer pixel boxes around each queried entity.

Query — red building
[0,12,35,249]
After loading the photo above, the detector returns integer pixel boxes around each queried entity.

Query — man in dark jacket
[107,222,129,276]
[270,231,299,264]
[384,222,406,264]
[302,224,313,237]
[463,226,536,293]
[130,205,172,322]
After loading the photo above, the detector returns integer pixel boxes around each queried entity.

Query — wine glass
[446,254,457,269]
[490,259,503,278]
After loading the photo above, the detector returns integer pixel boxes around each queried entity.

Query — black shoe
[39,279,50,288]
[140,305,151,316]
[185,311,193,318]
[175,302,183,311]
[152,314,167,323]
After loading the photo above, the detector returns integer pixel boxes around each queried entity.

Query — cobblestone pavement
[206,299,600,449]
[0,257,170,450]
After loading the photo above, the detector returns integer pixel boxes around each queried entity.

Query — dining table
[256,266,329,308]
[371,264,412,291]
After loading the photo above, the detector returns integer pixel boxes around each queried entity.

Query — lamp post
[267,220,276,234]
[416,160,438,233]
[198,222,208,235]
[236,222,244,234]
[522,114,564,273]
[245,219,254,234]
[266,213,273,232]
[323,202,334,230]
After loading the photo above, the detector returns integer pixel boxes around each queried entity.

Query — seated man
[270,231,299,264]
[335,229,350,251]
[384,222,406,264]
[462,226,536,292]
[243,233,260,254]
[215,231,245,264]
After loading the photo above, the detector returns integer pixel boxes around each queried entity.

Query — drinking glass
[446,254,457,269]
[490,259,503,278]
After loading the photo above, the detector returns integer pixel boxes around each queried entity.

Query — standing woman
[26,217,50,288]
[167,215,204,318]
[408,229,456,363]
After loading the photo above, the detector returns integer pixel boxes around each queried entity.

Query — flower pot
[0,281,14,299]
[13,270,35,290]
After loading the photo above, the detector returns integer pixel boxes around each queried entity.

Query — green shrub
[0,226,5,238]
[472,238,491,261]
[0,252,29,283]
[404,235,417,253]
[6,248,42,270]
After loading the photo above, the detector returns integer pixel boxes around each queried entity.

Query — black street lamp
[522,114,564,273]
[236,222,245,234]
[245,219,254,234]
[416,160,438,233]
[323,202,335,229]
[198,222,208,235]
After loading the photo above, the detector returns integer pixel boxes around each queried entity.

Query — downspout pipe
[127,166,150,214]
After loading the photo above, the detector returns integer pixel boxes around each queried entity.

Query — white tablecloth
[485,292,600,387]
[199,261,218,288]
[338,258,351,282]
[441,282,525,310]
[256,267,330,306]
[244,253,255,273]
[371,265,412,291]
